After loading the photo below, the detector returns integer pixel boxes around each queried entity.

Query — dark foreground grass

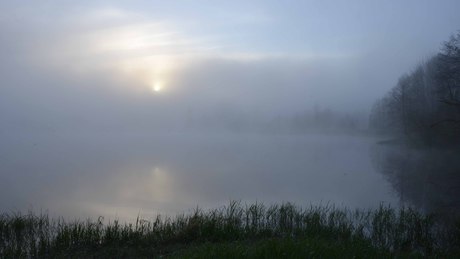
[1,201,460,258]
[169,237,392,258]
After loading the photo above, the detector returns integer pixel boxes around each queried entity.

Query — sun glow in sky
[88,22,186,93]
[152,81,163,92]
[36,9,212,94]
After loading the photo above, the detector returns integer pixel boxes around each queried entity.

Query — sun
[152,82,163,92]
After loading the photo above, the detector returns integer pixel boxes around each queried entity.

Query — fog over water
[1,133,397,220]
[1,1,460,220]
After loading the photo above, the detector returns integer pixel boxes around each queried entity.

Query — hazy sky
[1,0,460,133]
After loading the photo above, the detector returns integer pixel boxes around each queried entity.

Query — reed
[0,202,459,258]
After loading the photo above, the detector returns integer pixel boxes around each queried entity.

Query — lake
[0,133,398,221]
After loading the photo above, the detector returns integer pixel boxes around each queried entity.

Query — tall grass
[0,201,459,257]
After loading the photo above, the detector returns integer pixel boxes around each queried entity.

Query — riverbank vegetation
[1,201,459,258]
[370,32,460,147]
[369,31,460,224]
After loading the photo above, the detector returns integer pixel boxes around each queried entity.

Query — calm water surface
[0,133,398,220]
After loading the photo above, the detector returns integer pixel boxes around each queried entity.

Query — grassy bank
[1,201,459,258]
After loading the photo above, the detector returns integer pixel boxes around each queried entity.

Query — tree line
[370,32,460,146]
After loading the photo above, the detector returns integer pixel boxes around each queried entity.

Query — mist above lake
[0,132,396,220]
